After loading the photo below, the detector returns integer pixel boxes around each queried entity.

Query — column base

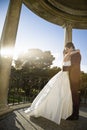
[0,104,13,117]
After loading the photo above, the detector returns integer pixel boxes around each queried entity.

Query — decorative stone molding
[48,0,87,16]
[23,0,87,29]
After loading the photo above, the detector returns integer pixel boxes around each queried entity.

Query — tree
[14,49,55,70]
[8,49,62,103]
[80,71,87,90]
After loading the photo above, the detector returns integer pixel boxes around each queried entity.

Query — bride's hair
[65,42,75,49]
[63,49,67,56]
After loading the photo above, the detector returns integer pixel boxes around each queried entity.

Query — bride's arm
[63,49,80,62]
[70,49,80,55]
[63,52,71,62]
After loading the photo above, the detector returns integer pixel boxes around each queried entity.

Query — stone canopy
[23,0,87,29]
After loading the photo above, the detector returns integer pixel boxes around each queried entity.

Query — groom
[63,42,81,120]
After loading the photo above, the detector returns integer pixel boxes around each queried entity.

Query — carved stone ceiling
[23,0,87,29]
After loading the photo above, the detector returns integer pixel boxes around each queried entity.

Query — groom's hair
[65,42,75,49]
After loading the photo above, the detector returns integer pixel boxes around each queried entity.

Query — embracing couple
[63,42,81,120]
[25,42,81,125]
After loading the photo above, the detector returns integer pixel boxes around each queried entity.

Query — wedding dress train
[25,61,72,124]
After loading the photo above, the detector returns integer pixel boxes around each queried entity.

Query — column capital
[62,22,73,29]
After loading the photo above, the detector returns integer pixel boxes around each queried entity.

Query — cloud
[81,65,87,73]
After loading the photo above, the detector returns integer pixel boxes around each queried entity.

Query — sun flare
[1,48,14,58]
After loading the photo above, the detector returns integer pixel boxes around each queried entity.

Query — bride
[25,47,80,125]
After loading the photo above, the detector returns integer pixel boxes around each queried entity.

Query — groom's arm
[71,52,81,65]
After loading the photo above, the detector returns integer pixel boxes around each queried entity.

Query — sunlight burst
[1,48,14,58]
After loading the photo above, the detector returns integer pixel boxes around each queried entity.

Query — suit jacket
[69,52,81,91]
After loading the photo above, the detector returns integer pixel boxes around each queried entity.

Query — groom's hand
[63,66,70,71]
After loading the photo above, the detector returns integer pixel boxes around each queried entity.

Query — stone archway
[0,0,87,111]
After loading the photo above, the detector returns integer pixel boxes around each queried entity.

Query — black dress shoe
[71,116,79,120]
[66,115,79,120]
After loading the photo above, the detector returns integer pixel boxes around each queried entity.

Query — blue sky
[0,0,87,72]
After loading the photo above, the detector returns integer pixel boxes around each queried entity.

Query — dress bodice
[63,61,71,66]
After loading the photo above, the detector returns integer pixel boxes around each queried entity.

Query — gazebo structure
[0,0,87,112]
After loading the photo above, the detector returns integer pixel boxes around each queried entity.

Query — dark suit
[69,52,81,117]
[63,51,81,118]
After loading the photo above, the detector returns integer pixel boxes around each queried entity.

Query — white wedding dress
[25,61,72,124]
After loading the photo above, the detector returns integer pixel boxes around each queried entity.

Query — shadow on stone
[0,113,22,130]
[30,116,87,130]
[30,116,60,130]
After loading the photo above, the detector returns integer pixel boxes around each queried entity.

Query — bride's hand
[76,49,80,53]
[71,49,80,55]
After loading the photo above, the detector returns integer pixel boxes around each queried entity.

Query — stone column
[0,0,22,110]
[64,23,72,46]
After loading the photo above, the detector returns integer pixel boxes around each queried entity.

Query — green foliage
[8,49,61,103]
[14,49,55,70]
[80,71,87,90]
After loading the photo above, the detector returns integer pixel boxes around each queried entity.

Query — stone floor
[0,104,87,130]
